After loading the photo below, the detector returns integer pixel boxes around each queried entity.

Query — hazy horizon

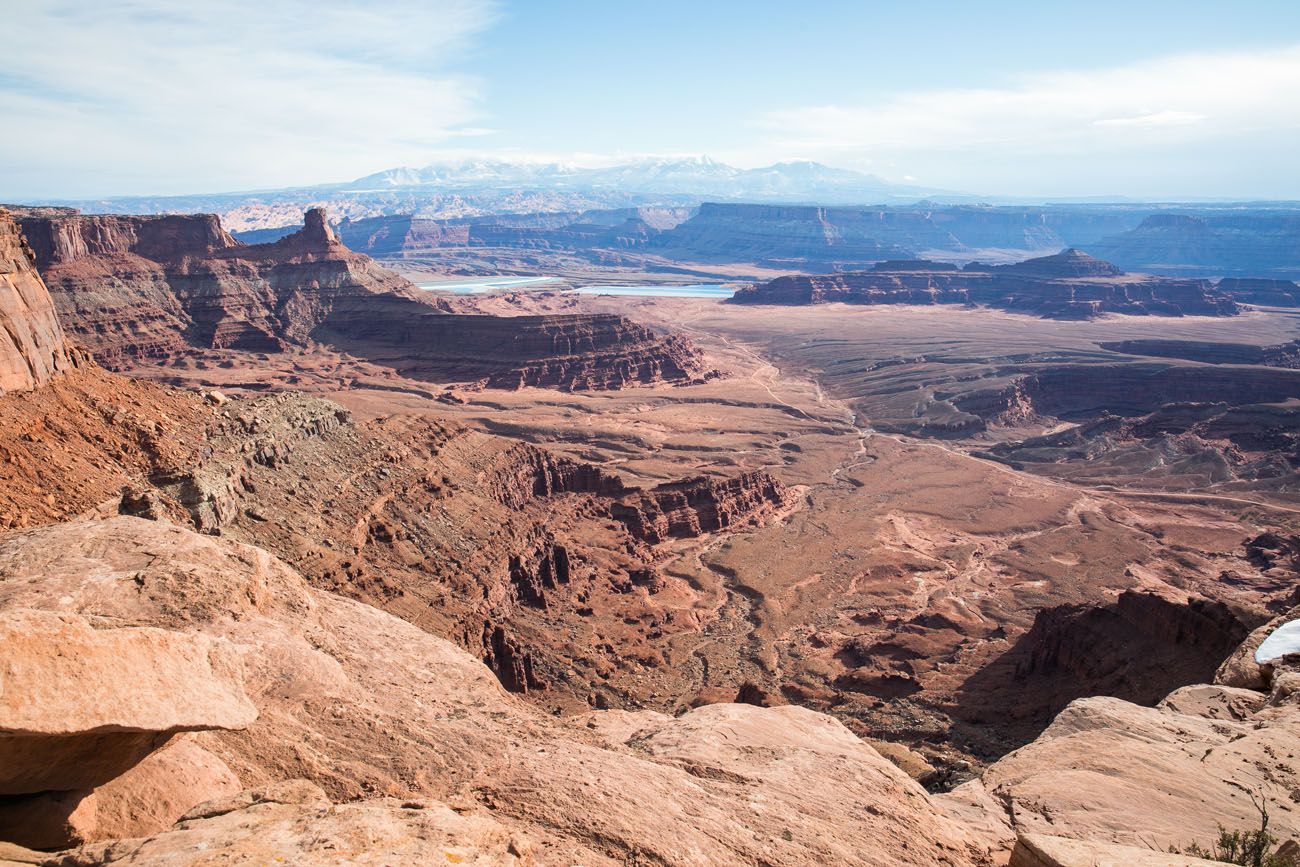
[4,0,1299,201]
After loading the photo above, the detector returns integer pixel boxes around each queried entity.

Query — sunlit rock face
[0,209,77,394]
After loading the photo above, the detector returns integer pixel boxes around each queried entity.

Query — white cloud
[756,44,1300,196]
[1091,111,1206,128]
[1,0,499,197]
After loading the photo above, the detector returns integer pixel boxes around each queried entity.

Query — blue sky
[3,0,1299,199]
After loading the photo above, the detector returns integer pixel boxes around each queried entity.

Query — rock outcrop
[331,309,707,391]
[317,208,691,259]
[610,471,791,544]
[1216,277,1300,306]
[0,210,77,394]
[0,374,793,714]
[732,249,1241,319]
[479,442,629,508]
[952,590,1266,747]
[18,208,709,391]
[61,782,537,866]
[1008,833,1226,867]
[1101,337,1300,367]
[984,690,1300,853]
[978,600,1300,855]
[0,517,999,865]
[0,609,255,848]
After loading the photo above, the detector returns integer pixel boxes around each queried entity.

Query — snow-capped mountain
[341,157,945,201]
[43,158,964,231]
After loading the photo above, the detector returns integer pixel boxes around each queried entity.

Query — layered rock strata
[0,210,77,394]
[0,376,792,712]
[0,517,1000,866]
[18,208,708,391]
[1101,337,1300,367]
[1089,212,1300,278]
[732,249,1242,319]
[610,472,791,544]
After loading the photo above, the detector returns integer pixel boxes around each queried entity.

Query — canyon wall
[0,210,78,394]
[953,589,1264,746]
[234,207,695,259]
[1088,212,1300,278]
[610,472,791,544]
[19,208,707,391]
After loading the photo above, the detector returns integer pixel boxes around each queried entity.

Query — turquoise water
[567,283,734,299]
[416,276,560,294]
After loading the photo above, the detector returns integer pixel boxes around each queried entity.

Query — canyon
[3,202,1300,865]
[14,207,708,391]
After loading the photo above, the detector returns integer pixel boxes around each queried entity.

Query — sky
[2,0,1299,200]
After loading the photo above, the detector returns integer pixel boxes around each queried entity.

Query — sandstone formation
[0,610,255,794]
[316,208,691,258]
[1217,277,1300,306]
[226,202,1154,279]
[650,204,1150,270]
[3,513,1295,864]
[1089,212,1300,278]
[18,208,708,391]
[732,249,1241,319]
[1008,834,1226,867]
[0,610,255,848]
[2,201,1297,864]
[0,517,1000,866]
[0,210,77,394]
[950,589,1265,746]
[971,599,1300,855]
[984,690,1300,852]
[64,790,537,866]
[610,471,791,544]
[333,310,707,391]
[0,372,795,712]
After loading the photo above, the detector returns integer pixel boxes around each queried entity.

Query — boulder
[83,737,242,842]
[0,610,256,795]
[984,695,1300,852]
[1009,833,1227,866]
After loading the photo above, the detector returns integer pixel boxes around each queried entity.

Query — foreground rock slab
[1009,833,1227,867]
[984,694,1300,852]
[53,781,533,867]
[0,610,255,794]
[0,518,999,866]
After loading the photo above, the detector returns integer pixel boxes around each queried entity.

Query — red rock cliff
[18,208,709,391]
[611,471,791,544]
[0,210,77,394]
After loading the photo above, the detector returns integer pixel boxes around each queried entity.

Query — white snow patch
[1255,619,1300,664]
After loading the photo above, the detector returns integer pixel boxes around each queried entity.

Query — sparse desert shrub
[1173,792,1298,867]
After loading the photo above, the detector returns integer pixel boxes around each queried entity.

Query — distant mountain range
[340,157,951,201]
[35,158,967,231]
